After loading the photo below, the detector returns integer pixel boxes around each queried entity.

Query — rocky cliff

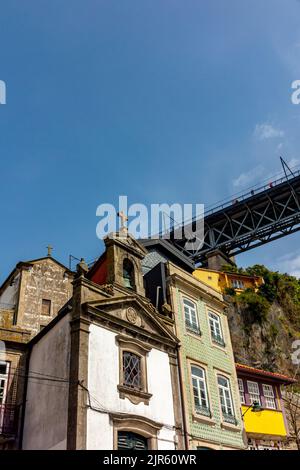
[223,265,300,379]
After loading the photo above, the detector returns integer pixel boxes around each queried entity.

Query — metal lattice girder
[167,172,300,264]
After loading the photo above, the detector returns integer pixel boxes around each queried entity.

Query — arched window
[123,259,135,290]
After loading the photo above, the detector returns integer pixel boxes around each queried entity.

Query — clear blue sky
[1,0,300,281]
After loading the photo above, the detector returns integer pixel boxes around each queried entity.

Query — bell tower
[104,229,148,297]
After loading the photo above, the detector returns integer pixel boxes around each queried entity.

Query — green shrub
[235,288,270,324]
[224,287,236,296]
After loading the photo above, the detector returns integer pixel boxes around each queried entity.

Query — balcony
[222,412,237,426]
[195,405,212,418]
[0,405,18,437]
[185,321,201,336]
[211,333,226,347]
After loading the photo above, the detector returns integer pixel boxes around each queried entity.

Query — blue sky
[1,0,300,281]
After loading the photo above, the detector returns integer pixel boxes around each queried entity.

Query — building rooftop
[236,363,296,385]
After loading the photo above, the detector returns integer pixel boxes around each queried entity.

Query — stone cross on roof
[117,211,128,233]
[47,245,53,257]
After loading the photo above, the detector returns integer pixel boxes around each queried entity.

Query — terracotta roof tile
[235,363,296,384]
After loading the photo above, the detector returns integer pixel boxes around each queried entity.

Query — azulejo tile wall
[175,289,245,449]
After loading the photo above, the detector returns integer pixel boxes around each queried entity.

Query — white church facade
[21,233,182,450]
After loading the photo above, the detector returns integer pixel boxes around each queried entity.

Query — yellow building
[193,268,264,294]
[236,363,295,450]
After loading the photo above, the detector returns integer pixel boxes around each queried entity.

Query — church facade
[0,252,74,449]
[22,233,182,450]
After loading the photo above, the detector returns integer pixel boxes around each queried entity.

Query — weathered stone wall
[16,259,73,337]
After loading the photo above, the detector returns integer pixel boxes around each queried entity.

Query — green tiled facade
[173,283,245,449]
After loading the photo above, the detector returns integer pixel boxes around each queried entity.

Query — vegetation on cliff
[223,264,300,375]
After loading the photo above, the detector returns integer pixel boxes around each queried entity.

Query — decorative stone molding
[101,284,114,296]
[116,334,152,405]
[117,385,152,405]
[115,335,151,355]
[126,307,138,324]
[110,413,163,450]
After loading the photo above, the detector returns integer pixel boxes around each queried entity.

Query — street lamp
[242,401,262,418]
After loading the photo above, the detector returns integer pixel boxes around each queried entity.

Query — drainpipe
[176,344,189,450]
[165,264,189,450]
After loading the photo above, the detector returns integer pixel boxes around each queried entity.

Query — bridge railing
[154,169,300,240]
[203,169,300,218]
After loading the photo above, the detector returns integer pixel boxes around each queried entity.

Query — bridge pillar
[205,250,236,271]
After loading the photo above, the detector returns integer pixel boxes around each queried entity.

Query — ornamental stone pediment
[85,296,178,347]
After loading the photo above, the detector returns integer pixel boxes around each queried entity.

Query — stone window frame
[205,306,226,350]
[186,358,215,426]
[122,258,136,291]
[41,298,52,316]
[116,335,152,405]
[110,413,163,450]
[120,254,139,292]
[214,369,240,432]
[180,293,202,338]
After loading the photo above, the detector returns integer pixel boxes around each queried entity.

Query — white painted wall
[86,325,176,450]
[22,313,71,450]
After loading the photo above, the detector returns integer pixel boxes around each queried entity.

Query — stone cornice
[115,334,152,354]
[168,272,226,311]
[83,303,178,356]
[72,276,113,298]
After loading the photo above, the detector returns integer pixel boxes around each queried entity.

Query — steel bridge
[166,168,300,265]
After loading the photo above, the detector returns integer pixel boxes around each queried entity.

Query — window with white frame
[183,298,200,335]
[262,384,276,409]
[231,279,245,289]
[191,366,211,417]
[238,378,245,404]
[0,361,9,405]
[247,381,261,406]
[208,312,225,346]
[217,375,236,425]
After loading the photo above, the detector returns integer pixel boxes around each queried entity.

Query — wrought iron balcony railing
[0,404,18,437]
[211,333,226,347]
[222,412,237,426]
[195,405,212,418]
[185,321,201,336]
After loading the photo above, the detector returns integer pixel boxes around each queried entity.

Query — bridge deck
[166,170,300,264]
